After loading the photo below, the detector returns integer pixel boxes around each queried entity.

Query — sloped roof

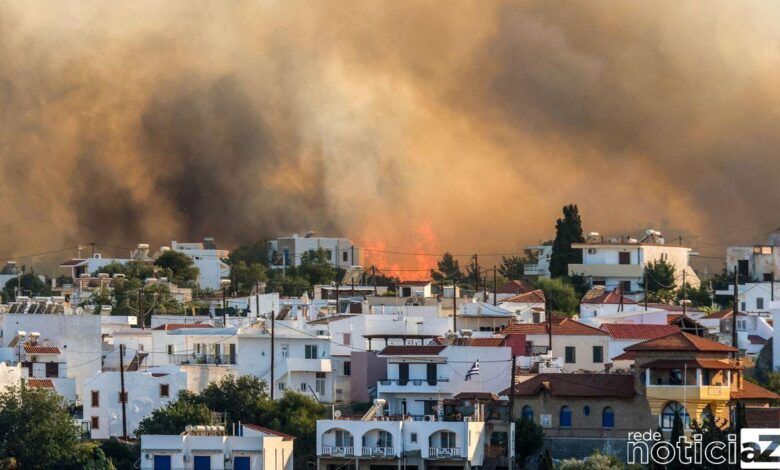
[26,378,55,389]
[624,331,737,353]
[24,345,61,354]
[243,424,296,440]
[731,381,780,400]
[503,373,634,398]
[599,323,680,340]
[582,289,637,305]
[453,392,500,401]
[398,280,432,286]
[749,335,769,345]
[378,345,447,356]
[504,318,608,336]
[497,279,533,294]
[704,310,734,319]
[450,337,504,347]
[503,289,545,304]
[152,323,213,331]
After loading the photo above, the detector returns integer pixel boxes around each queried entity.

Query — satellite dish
[334,410,342,419]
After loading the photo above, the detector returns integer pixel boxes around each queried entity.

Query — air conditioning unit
[424,415,435,421]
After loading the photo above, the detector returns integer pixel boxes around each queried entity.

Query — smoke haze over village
[2,1,780,269]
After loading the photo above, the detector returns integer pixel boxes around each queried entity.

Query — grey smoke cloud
[1,1,778,271]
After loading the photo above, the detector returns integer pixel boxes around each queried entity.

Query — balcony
[377,378,449,394]
[321,446,355,456]
[646,384,730,401]
[361,447,394,458]
[523,264,545,275]
[285,357,332,373]
[428,447,461,459]
[170,354,236,365]
[567,263,643,278]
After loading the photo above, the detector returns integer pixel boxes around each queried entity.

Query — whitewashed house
[498,290,546,323]
[84,366,187,439]
[268,233,361,269]
[715,282,777,314]
[169,239,231,290]
[140,423,294,470]
[598,323,681,369]
[698,310,772,355]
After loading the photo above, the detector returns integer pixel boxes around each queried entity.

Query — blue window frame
[521,405,533,421]
[559,406,572,428]
[153,455,171,470]
[234,456,251,470]
[194,455,211,470]
[602,406,614,428]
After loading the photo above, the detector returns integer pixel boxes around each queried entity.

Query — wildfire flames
[361,224,439,281]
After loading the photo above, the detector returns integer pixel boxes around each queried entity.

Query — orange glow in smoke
[362,223,439,280]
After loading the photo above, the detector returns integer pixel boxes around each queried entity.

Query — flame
[361,223,439,281]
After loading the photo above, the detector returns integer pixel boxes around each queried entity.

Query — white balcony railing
[429,447,461,458]
[321,446,355,456]
[362,447,394,457]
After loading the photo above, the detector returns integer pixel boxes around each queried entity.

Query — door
[234,456,251,470]
[153,455,171,470]
[194,455,211,470]
[426,363,437,385]
[398,363,409,385]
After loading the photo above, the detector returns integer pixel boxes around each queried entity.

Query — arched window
[602,407,614,428]
[660,401,690,430]
[521,405,533,421]
[559,406,572,428]
[378,431,393,448]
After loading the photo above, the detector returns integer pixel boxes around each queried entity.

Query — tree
[549,204,584,278]
[644,259,676,302]
[430,253,464,285]
[99,438,139,470]
[154,251,200,286]
[2,273,50,302]
[677,282,712,308]
[689,414,735,470]
[93,260,155,280]
[229,241,269,266]
[298,248,337,286]
[267,269,311,297]
[231,261,268,296]
[499,255,525,280]
[533,277,579,316]
[751,338,773,384]
[196,376,270,425]
[135,398,214,436]
[515,418,544,467]
[0,386,83,469]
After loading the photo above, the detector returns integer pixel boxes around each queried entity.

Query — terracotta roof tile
[503,318,608,336]
[582,289,637,305]
[453,392,500,401]
[497,279,533,294]
[732,381,780,400]
[152,323,213,331]
[398,280,432,286]
[502,289,545,304]
[749,335,769,345]
[450,337,504,347]
[378,345,447,356]
[24,345,61,354]
[503,373,634,398]
[704,310,735,319]
[26,378,55,389]
[624,331,737,353]
[243,424,295,440]
[599,323,680,340]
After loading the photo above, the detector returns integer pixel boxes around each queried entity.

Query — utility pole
[138,290,144,329]
[493,266,497,307]
[335,283,340,315]
[644,274,648,311]
[270,309,275,400]
[547,292,553,354]
[119,344,128,440]
[682,269,687,316]
[372,266,377,295]
[508,353,517,419]
[772,272,776,302]
[452,281,457,333]
[732,267,739,356]
[473,254,479,294]
[222,286,228,328]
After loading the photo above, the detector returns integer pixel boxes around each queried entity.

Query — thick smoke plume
[2,1,779,272]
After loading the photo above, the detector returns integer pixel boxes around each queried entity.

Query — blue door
[194,455,211,470]
[153,455,171,470]
[234,456,251,470]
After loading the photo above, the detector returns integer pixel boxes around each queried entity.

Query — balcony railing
[378,378,449,386]
[361,447,394,457]
[321,446,355,456]
[170,354,236,365]
[429,447,461,458]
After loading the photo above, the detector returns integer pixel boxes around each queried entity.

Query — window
[281,344,289,357]
[167,345,174,355]
[565,346,576,364]
[278,382,285,391]
[300,382,308,392]
[91,391,99,408]
[316,372,326,395]
[377,430,393,447]
[618,252,631,265]
[740,302,746,313]
[160,384,169,398]
[602,407,614,428]
[343,251,349,262]
[660,401,689,430]
[334,430,353,447]
[410,433,418,443]
[343,333,351,346]
[138,344,144,351]
[305,345,319,359]
[620,281,631,293]
[91,416,99,430]
[737,318,747,331]
[559,406,572,428]
[757,297,765,310]
[343,361,351,376]
[583,406,590,416]
[440,431,456,448]
[521,405,533,421]
[669,369,683,385]
[118,391,127,403]
[592,346,603,363]
[45,362,59,378]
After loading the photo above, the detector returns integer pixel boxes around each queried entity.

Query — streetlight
[220,279,232,328]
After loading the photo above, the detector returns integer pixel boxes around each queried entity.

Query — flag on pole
[465,360,480,381]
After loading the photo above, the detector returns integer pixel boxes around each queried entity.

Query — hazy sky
[2,1,779,274]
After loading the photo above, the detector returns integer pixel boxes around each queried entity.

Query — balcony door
[426,364,437,385]
[398,363,409,385]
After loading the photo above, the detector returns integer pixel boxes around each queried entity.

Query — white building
[268,233,361,269]
[727,230,780,282]
[698,310,772,355]
[140,423,294,470]
[523,245,553,277]
[84,366,187,439]
[569,229,700,298]
[715,282,778,314]
[498,290,546,323]
[170,239,231,290]
[237,319,334,402]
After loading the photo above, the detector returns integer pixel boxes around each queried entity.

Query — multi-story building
[522,245,553,278]
[727,230,780,281]
[698,310,772,355]
[268,233,361,269]
[568,230,699,299]
[169,239,231,290]
[140,423,294,470]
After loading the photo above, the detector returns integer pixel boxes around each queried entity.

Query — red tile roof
[503,289,545,304]
[640,358,742,370]
[624,331,737,353]
[749,335,769,345]
[503,373,635,398]
[450,337,504,347]
[378,345,447,356]
[26,378,55,389]
[582,290,637,305]
[599,323,680,340]
[398,280,432,286]
[497,279,533,294]
[152,323,213,331]
[732,381,780,400]
[243,424,295,440]
[704,310,735,319]
[503,318,608,336]
[24,345,61,354]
